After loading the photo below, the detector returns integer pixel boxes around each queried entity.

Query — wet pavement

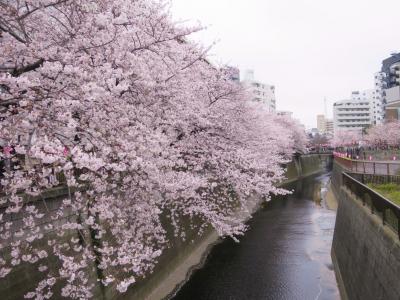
[173,173,340,300]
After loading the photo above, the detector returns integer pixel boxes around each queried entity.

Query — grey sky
[171,0,400,128]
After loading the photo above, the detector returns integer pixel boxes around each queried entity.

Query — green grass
[367,183,400,206]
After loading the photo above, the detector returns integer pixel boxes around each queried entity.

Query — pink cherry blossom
[332,130,361,147]
[0,0,307,298]
[365,120,400,147]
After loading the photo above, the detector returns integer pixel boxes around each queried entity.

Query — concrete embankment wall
[331,161,400,300]
[283,154,332,184]
[331,160,345,197]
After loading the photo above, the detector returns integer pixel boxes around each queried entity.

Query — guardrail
[334,155,400,175]
[342,172,400,239]
[349,173,400,186]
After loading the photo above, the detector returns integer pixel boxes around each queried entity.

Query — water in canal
[173,172,340,300]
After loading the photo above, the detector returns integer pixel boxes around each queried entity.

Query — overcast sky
[170,0,400,128]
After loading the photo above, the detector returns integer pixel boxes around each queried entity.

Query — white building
[317,115,326,133]
[333,91,374,135]
[380,53,400,120]
[242,70,276,112]
[317,114,334,136]
[372,72,385,124]
[325,120,334,136]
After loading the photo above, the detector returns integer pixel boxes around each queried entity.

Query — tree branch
[10,58,44,77]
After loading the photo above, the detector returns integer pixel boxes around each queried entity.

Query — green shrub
[367,183,400,206]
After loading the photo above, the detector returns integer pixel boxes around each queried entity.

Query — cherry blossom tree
[365,120,400,147]
[309,133,331,149]
[0,0,304,298]
[332,130,361,148]
[272,115,308,155]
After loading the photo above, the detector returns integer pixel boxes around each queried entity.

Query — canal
[173,172,340,300]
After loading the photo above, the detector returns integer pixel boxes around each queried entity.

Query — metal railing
[335,155,400,175]
[342,172,400,239]
[349,173,400,186]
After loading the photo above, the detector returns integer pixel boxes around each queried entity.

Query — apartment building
[372,72,385,124]
[317,114,334,136]
[333,91,373,134]
[242,70,276,113]
[325,120,334,136]
[380,53,400,120]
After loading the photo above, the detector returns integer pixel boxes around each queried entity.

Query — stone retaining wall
[331,164,400,300]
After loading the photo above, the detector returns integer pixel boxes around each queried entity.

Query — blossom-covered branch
[0,0,306,298]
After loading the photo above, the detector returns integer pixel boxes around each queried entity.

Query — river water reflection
[173,173,340,300]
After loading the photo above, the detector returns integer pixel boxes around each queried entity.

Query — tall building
[380,53,400,120]
[372,72,385,124]
[317,115,326,133]
[317,114,334,136]
[381,53,400,90]
[333,91,374,135]
[242,70,276,113]
[325,120,334,136]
